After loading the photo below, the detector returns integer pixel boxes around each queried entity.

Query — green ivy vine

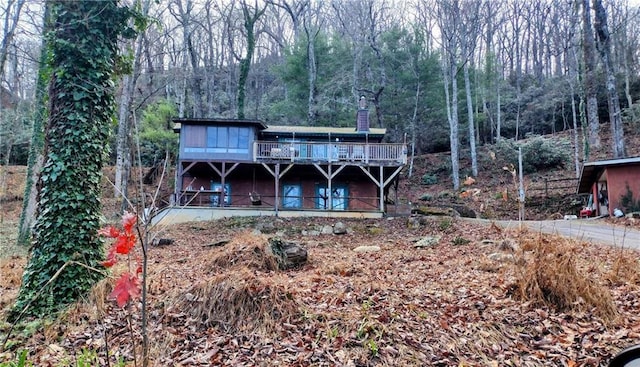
[12,1,139,318]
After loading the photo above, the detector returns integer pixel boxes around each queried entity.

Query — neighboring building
[577,156,640,217]
[154,101,407,224]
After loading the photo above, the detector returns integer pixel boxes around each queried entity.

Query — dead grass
[207,231,279,272]
[607,248,640,285]
[514,233,618,322]
[172,267,298,333]
[0,257,26,316]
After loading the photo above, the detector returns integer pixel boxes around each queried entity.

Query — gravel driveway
[465,218,640,250]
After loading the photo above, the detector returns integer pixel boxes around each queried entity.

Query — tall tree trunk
[582,0,600,149]
[305,25,319,125]
[17,2,48,246]
[464,62,478,177]
[0,0,25,78]
[593,0,625,158]
[237,0,266,119]
[114,0,151,210]
[443,56,460,190]
[13,0,133,317]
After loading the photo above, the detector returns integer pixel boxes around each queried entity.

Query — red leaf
[114,233,136,255]
[110,272,141,308]
[103,247,117,267]
[122,211,137,233]
[98,226,120,238]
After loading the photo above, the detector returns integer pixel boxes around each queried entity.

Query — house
[577,156,640,217]
[153,99,407,225]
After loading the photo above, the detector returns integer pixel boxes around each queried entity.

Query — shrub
[419,193,433,201]
[452,236,470,246]
[438,190,453,198]
[421,173,438,185]
[138,99,178,166]
[494,136,570,174]
[619,184,640,213]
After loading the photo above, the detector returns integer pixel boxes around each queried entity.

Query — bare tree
[170,0,206,118]
[331,0,393,128]
[581,0,601,152]
[593,0,625,158]
[435,0,462,190]
[233,0,267,119]
[460,0,481,177]
[114,0,153,208]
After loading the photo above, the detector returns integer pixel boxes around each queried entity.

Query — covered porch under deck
[173,160,404,213]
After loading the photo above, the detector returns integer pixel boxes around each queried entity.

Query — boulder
[353,245,381,253]
[333,221,348,235]
[411,206,458,217]
[268,238,308,269]
[413,236,441,248]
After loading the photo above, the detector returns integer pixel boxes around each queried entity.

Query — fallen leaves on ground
[3,216,640,366]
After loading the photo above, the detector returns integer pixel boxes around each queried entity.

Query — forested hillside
[1,0,639,172]
[3,2,640,364]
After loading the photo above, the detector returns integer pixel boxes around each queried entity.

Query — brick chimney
[356,95,369,132]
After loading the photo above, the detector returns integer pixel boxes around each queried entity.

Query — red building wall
[605,166,640,214]
[183,176,379,211]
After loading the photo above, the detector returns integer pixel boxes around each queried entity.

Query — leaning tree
[13,0,136,317]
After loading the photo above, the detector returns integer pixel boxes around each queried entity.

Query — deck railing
[253,141,407,165]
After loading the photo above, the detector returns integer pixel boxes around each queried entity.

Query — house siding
[605,166,640,214]
[179,124,258,161]
[172,118,405,215]
[179,174,379,210]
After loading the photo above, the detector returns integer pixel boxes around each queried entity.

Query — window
[210,182,231,206]
[316,185,348,210]
[282,184,301,208]
[184,125,206,152]
[186,125,251,154]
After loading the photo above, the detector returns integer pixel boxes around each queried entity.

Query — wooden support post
[379,166,384,211]
[275,164,280,215]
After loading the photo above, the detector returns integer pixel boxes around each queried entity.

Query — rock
[321,225,333,235]
[411,206,459,217]
[407,217,422,229]
[256,221,276,233]
[626,212,640,219]
[353,245,381,253]
[488,252,515,262]
[152,238,175,246]
[268,238,308,269]
[413,236,441,248]
[302,230,321,236]
[448,204,477,218]
[333,221,348,235]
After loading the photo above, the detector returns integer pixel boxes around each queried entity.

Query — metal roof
[262,125,386,138]
[172,118,386,138]
[577,156,640,193]
[172,118,268,132]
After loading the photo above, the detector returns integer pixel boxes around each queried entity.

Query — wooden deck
[253,141,407,166]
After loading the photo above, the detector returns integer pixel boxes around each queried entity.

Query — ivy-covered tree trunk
[13,0,132,317]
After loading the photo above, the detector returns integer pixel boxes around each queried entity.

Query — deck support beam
[359,165,404,211]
